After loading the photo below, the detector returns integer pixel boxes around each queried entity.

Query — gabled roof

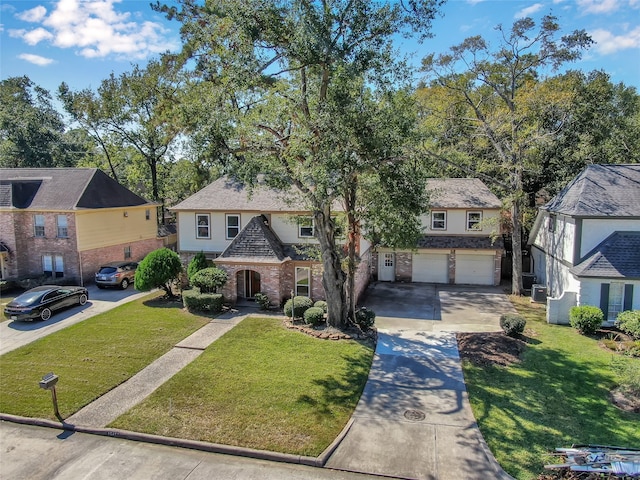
[571,231,640,279]
[544,164,640,217]
[216,215,289,263]
[0,168,152,210]
[426,178,501,209]
[170,176,309,212]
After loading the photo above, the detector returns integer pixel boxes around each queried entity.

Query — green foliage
[313,300,328,313]
[182,289,224,313]
[569,305,604,335]
[134,248,182,297]
[190,267,228,293]
[187,251,209,281]
[304,307,325,326]
[612,357,640,398]
[500,313,527,337]
[354,307,376,330]
[616,310,640,339]
[284,296,313,319]
[254,293,271,310]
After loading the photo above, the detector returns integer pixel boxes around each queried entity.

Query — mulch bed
[456,331,527,367]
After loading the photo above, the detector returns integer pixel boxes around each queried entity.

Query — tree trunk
[511,166,524,296]
[344,177,358,322]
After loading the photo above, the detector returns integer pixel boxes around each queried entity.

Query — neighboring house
[373,178,504,286]
[528,164,640,325]
[171,176,503,306]
[0,168,164,284]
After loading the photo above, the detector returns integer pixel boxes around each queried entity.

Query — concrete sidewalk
[325,328,512,480]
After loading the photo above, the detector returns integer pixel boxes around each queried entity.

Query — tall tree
[157,0,442,328]
[0,76,76,168]
[421,15,592,295]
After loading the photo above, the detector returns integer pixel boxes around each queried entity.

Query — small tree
[190,267,228,293]
[134,248,182,298]
[187,251,208,282]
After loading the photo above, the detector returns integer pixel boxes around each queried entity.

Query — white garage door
[455,254,495,285]
[412,253,449,283]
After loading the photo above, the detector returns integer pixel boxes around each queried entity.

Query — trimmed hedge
[284,296,313,319]
[569,305,604,335]
[190,267,228,293]
[304,307,325,326]
[354,307,376,329]
[500,313,526,337]
[313,300,328,313]
[182,289,224,313]
[617,310,640,339]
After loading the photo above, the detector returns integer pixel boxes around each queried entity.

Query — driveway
[360,282,516,332]
[0,285,152,356]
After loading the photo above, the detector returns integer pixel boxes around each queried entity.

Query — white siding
[580,219,640,258]
[412,253,448,283]
[532,213,575,264]
[420,209,501,235]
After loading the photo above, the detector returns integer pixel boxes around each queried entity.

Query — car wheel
[79,294,88,306]
[40,308,52,321]
[120,278,129,289]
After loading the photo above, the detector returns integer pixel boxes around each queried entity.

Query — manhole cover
[403,409,426,421]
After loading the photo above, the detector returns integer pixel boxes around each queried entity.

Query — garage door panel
[412,253,448,283]
[455,255,494,285]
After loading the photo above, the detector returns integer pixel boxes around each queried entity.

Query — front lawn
[110,317,375,457]
[460,296,640,480]
[0,292,209,419]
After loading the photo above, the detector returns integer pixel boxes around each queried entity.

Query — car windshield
[98,267,117,274]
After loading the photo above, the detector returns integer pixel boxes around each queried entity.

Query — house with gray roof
[0,168,163,284]
[170,176,503,306]
[528,164,640,325]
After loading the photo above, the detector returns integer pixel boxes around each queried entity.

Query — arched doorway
[237,270,261,299]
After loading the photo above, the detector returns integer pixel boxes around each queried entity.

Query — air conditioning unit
[531,284,547,303]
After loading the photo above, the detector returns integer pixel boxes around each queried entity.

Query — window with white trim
[226,214,240,239]
[124,246,132,259]
[608,282,624,322]
[466,211,482,231]
[298,217,314,238]
[431,211,446,230]
[57,215,68,238]
[295,267,310,297]
[196,214,210,239]
[34,214,45,237]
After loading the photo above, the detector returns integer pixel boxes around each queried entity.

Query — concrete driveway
[0,285,152,356]
[361,282,516,332]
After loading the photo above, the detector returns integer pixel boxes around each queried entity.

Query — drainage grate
[403,409,426,421]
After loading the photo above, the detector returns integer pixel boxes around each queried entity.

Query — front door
[378,253,395,282]
[237,270,261,298]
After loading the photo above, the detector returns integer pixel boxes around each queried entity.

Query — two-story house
[373,178,503,285]
[0,168,164,284]
[528,164,640,324]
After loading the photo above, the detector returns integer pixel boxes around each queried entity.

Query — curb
[0,413,347,468]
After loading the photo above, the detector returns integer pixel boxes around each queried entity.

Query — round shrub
[190,267,228,293]
[617,310,640,339]
[314,300,328,313]
[187,251,209,281]
[304,306,325,326]
[284,296,313,319]
[254,292,270,310]
[500,313,526,337]
[354,307,376,330]
[569,305,604,335]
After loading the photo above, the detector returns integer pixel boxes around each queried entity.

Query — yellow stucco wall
[76,206,157,251]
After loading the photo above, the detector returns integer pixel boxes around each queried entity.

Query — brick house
[0,168,164,285]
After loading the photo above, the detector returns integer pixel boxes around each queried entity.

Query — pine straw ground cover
[110,317,375,457]
[457,296,640,480]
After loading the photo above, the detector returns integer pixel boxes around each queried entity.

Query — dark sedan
[3,285,89,321]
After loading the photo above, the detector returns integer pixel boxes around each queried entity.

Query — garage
[455,254,495,285]
[412,253,449,283]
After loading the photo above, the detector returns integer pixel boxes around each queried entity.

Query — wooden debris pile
[545,445,640,477]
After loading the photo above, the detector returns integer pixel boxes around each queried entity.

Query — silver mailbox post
[39,372,60,419]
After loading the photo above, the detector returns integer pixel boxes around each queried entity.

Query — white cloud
[515,3,545,18]
[590,26,640,53]
[576,0,621,14]
[22,27,54,45]
[17,6,47,23]
[18,53,55,66]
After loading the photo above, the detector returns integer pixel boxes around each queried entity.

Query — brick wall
[354,249,372,304]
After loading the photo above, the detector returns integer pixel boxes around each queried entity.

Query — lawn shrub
[135,248,182,298]
[254,293,270,310]
[354,307,376,329]
[182,289,224,313]
[284,296,313,319]
[304,306,325,326]
[190,267,228,293]
[569,305,604,335]
[187,251,209,281]
[617,310,640,339]
[314,300,328,313]
[500,313,526,337]
[612,357,640,397]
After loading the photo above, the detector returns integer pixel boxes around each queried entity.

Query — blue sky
[1,0,639,98]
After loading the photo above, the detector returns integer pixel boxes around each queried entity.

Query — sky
[1,0,639,100]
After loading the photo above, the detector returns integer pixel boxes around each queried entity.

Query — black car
[3,285,89,321]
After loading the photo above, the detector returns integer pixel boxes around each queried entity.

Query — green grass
[110,317,375,457]
[463,296,640,480]
[0,292,209,419]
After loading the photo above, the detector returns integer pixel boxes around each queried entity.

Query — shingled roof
[571,231,640,279]
[417,235,503,250]
[544,164,640,217]
[426,178,501,209]
[216,215,289,263]
[0,168,152,210]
